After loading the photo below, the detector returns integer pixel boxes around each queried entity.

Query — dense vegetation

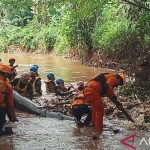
[0,0,150,100]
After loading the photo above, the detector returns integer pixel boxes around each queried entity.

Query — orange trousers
[83,81,104,132]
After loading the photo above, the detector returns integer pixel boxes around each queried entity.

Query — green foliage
[0,0,33,27]
[92,3,129,53]
[0,20,57,52]
[0,25,21,50]
[54,35,70,54]
[54,8,79,53]
[36,25,57,52]
[20,22,57,52]
[54,0,107,54]
[0,0,150,98]
[20,23,39,51]
[0,0,150,64]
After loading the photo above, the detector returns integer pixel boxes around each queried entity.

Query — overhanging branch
[122,0,150,11]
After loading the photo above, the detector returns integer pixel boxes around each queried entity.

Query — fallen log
[13,91,74,121]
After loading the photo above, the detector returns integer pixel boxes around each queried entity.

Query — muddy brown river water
[0,53,150,150]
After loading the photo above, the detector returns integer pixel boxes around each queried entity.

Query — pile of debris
[33,91,150,130]
[104,96,150,130]
[33,93,75,116]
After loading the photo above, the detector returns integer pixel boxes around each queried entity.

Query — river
[0,53,149,150]
[0,53,111,82]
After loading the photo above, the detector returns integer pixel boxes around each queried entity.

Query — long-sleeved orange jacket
[71,93,89,109]
[83,73,120,132]
[0,75,15,115]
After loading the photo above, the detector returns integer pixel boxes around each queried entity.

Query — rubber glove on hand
[111,96,122,108]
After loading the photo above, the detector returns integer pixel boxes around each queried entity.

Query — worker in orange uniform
[0,63,17,136]
[71,93,92,127]
[83,73,126,139]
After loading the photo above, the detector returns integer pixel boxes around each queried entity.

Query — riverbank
[63,49,119,70]
[4,45,119,71]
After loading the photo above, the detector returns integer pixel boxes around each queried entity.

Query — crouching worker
[45,72,56,93]
[8,57,18,81]
[0,63,17,136]
[11,72,33,100]
[83,73,126,139]
[71,93,92,127]
[30,65,39,77]
[55,78,73,96]
[29,71,42,96]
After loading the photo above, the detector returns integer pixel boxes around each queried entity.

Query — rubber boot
[0,130,6,136]
[4,127,13,135]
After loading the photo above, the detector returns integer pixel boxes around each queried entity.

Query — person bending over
[11,72,33,100]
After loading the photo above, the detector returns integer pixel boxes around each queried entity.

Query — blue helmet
[33,64,39,69]
[56,78,64,85]
[47,72,55,80]
[30,66,38,72]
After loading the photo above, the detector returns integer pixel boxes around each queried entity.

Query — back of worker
[83,72,126,139]
[71,93,92,127]
[0,63,17,136]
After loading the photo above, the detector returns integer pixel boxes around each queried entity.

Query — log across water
[13,91,74,121]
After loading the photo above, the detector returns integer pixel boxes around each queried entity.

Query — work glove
[111,96,122,108]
